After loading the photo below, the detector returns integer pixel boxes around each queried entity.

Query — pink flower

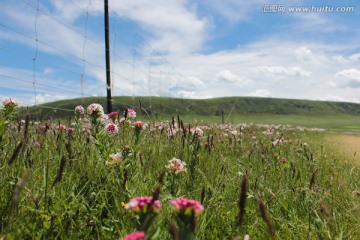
[3,98,17,107]
[106,153,122,165]
[165,157,187,173]
[108,111,118,118]
[192,127,203,137]
[56,124,66,130]
[34,141,41,147]
[171,197,204,215]
[123,231,145,240]
[74,105,85,115]
[281,157,287,164]
[126,108,137,119]
[133,121,144,129]
[105,122,118,135]
[167,127,177,137]
[66,127,75,133]
[119,117,131,126]
[125,197,161,213]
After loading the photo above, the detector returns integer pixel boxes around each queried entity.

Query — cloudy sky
[1,0,360,107]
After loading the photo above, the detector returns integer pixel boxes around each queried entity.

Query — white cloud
[110,0,209,55]
[215,69,249,84]
[349,53,360,62]
[316,95,355,103]
[336,69,360,81]
[248,89,270,98]
[199,0,260,22]
[294,47,324,64]
[253,65,311,78]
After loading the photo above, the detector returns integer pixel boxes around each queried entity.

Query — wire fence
[0,0,220,119]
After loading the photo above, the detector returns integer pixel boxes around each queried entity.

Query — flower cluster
[75,105,85,115]
[126,108,137,118]
[165,157,187,173]
[104,122,118,135]
[107,111,118,123]
[106,152,122,165]
[168,127,178,137]
[125,197,161,213]
[133,121,144,129]
[120,117,131,126]
[171,197,204,215]
[108,111,118,118]
[56,124,66,130]
[123,231,145,240]
[87,103,104,117]
[2,98,17,108]
[192,127,203,137]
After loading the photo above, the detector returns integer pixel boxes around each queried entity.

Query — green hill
[20,96,360,118]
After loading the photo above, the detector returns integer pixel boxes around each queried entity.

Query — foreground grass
[1,111,360,239]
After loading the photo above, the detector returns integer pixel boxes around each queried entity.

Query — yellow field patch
[326,134,360,166]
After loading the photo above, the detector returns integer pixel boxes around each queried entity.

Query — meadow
[1,99,360,239]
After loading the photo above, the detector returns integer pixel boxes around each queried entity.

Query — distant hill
[19,96,360,120]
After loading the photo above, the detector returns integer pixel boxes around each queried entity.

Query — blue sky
[1,0,360,107]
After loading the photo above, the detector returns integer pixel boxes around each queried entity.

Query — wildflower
[123,231,145,240]
[171,197,204,215]
[3,98,18,108]
[108,111,118,118]
[119,117,131,126]
[125,197,161,213]
[126,108,137,118]
[121,201,127,207]
[104,122,118,135]
[34,141,41,147]
[110,153,122,161]
[56,124,66,130]
[192,127,203,137]
[98,113,110,125]
[74,105,85,115]
[66,127,75,133]
[168,127,177,137]
[107,111,119,122]
[87,103,104,116]
[281,157,287,164]
[133,121,144,129]
[230,130,238,136]
[272,139,282,147]
[165,157,187,173]
[106,152,122,165]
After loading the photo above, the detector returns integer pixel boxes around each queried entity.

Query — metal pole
[104,0,112,113]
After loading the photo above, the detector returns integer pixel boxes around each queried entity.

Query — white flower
[165,157,187,173]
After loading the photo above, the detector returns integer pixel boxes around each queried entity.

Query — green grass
[1,104,360,239]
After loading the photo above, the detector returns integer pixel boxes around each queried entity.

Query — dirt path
[326,134,360,165]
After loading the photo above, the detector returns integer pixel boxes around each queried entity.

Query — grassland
[1,99,360,239]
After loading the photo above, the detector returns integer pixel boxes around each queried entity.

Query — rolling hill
[19,96,360,119]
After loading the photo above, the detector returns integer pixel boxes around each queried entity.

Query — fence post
[104,0,112,113]
[222,110,224,124]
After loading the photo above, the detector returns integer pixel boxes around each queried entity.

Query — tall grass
[1,102,360,239]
